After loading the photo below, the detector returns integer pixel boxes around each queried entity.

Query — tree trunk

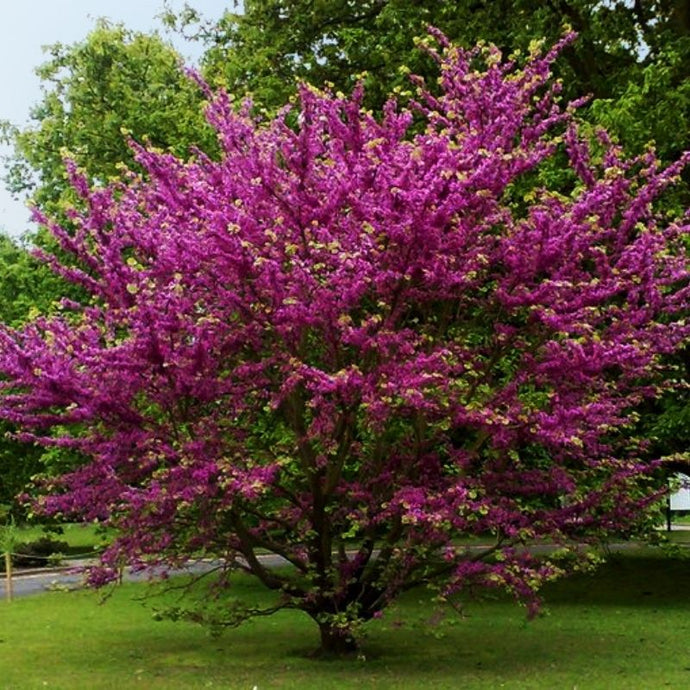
[316,622,359,658]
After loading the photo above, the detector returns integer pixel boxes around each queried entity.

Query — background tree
[0,234,68,516]
[167,0,690,163]
[0,38,687,655]
[7,4,688,229]
[1,20,214,222]
[0,234,62,328]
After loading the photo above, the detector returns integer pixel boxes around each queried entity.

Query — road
[1,565,88,598]
[0,554,290,599]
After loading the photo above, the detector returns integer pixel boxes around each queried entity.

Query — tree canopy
[0,36,687,655]
[166,0,690,163]
[0,234,68,515]
[1,20,213,223]
[5,2,689,233]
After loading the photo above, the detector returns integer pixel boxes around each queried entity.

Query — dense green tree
[7,4,688,221]
[2,20,214,220]
[0,234,66,516]
[0,234,65,327]
[167,1,690,162]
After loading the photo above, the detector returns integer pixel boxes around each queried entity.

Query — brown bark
[315,622,360,657]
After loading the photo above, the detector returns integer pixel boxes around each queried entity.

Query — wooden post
[4,550,12,602]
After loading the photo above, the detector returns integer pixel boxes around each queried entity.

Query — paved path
[0,555,290,599]
[1,565,88,598]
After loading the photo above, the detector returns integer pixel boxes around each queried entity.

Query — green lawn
[1,522,111,572]
[1,549,690,689]
[16,522,111,551]
[671,513,690,525]
[665,529,690,545]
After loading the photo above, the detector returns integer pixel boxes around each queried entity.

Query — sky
[0,1,229,239]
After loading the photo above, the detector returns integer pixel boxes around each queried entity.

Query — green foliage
[592,39,690,159]
[0,512,17,554]
[4,536,69,569]
[2,20,214,220]
[643,345,690,467]
[0,233,67,327]
[0,234,67,516]
[0,431,43,521]
[167,1,690,168]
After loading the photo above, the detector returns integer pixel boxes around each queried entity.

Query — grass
[12,522,113,557]
[1,548,690,689]
[671,513,690,525]
[665,529,690,545]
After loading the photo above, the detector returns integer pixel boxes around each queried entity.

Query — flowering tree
[0,33,688,655]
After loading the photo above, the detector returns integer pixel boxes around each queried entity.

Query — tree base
[314,623,360,659]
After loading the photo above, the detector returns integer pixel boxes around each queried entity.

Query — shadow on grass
[543,550,690,607]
